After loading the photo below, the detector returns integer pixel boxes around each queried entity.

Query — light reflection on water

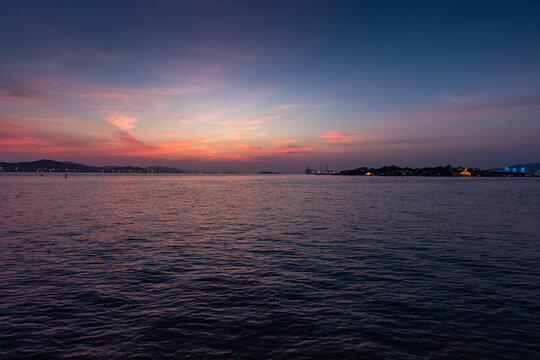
[1,174,539,359]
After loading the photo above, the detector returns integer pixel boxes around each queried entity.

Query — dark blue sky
[1,0,539,171]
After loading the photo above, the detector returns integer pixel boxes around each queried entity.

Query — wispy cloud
[272,103,333,111]
[429,96,540,122]
[0,113,79,124]
[186,45,256,62]
[274,104,305,110]
[113,131,157,155]
[0,76,44,101]
[171,113,222,124]
[3,73,219,109]
[274,144,313,156]
[219,114,283,126]
[444,95,478,105]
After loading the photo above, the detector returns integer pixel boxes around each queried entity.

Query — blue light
[504,167,509,172]
[521,167,525,173]
[512,168,517,172]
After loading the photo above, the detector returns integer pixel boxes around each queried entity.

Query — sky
[1,0,539,172]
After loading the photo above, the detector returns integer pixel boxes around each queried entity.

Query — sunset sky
[1,0,539,172]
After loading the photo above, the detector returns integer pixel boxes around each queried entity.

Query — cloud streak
[219,114,284,126]
[0,76,44,101]
[319,131,360,143]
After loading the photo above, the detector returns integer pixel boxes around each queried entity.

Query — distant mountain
[63,160,95,168]
[0,159,97,172]
[0,159,186,173]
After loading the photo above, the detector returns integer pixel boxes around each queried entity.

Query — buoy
[65,174,68,179]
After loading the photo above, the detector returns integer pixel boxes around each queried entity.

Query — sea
[1,174,539,359]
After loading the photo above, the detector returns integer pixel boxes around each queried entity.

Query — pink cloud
[274,139,297,145]
[0,117,229,161]
[104,114,138,130]
[0,116,321,162]
[219,119,262,126]
[319,131,360,143]
[237,144,264,152]
[171,113,221,124]
[0,120,106,157]
[5,74,218,109]
[55,85,208,101]
[0,113,79,124]
[226,133,250,139]
[111,131,157,155]
[0,76,44,101]
[274,104,305,110]
[274,144,313,155]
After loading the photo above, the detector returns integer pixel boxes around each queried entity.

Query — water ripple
[0,174,539,359]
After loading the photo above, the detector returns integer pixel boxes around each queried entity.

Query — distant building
[504,166,510,172]
[305,164,337,175]
[512,168,517,173]
[460,168,471,176]
[521,167,525,173]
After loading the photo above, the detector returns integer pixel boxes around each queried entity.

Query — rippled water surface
[1,174,539,359]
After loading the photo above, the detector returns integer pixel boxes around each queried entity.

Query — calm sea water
[0,174,539,359]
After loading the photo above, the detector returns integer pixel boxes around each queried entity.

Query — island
[305,164,539,177]
[0,159,186,173]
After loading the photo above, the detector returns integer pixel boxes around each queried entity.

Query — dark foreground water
[1,174,539,359]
